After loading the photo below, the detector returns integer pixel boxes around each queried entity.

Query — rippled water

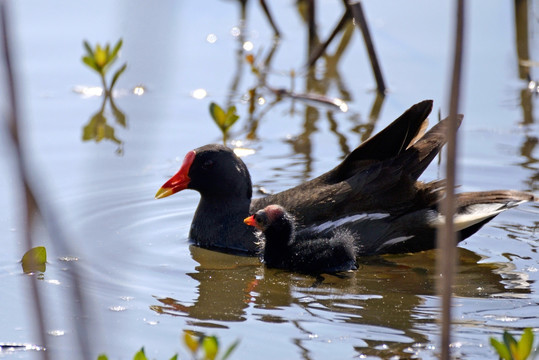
[1,1,538,359]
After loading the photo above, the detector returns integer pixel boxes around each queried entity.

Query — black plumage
[244,205,357,274]
[155,100,537,255]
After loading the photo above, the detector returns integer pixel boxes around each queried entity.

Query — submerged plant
[490,328,538,360]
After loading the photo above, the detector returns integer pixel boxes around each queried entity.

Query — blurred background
[0,1,538,359]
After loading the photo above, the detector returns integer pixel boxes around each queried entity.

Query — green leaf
[202,336,219,360]
[504,331,518,352]
[503,330,530,360]
[97,355,108,360]
[110,38,123,60]
[209,102,227,129]
[110,96,127,127]
[110,63,127,91]
[82,56,99,72]
[221,339,240,360]
[223,106,239,131]
[83,40,94,57]
[517,328,534,360]
[21,246,47,274]
[168,355,178,360]
[133,347,148,360]
[209,103,240,135]
[491,337,512,360]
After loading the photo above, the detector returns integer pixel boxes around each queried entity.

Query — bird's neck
[189,195,259,254]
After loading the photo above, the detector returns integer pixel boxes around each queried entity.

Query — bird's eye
[254,213,267,227]
[201,160,214,170]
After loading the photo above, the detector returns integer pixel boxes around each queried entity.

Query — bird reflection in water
[149,246,530,359]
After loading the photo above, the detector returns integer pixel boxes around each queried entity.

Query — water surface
[1,1,538,359]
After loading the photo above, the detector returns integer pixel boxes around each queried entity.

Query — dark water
[1,1,538,359]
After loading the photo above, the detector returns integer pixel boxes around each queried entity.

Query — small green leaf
[97,355,108,360]
[83,40,94,57]
[110,38,123,60]
[21,246,47,274]
[221,339,240,360]
[209,102,227,128]
[110,63,127,91]
[503,331,518,359]
[133,347,148,360]
[82,56,99,72]
[202,336,219,360]
[168,355,178,360]
[110,97,127,127]
[517,328,534,360]
[223,106,239,131]
[490,337,512,360]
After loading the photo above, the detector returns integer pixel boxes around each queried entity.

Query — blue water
[0,1,538,359]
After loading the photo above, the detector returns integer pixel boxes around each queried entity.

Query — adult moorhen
[155,100,537,255]
[244,204,357,273]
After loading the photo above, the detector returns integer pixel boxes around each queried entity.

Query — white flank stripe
[311,213,390,232]
[376,236,414,252]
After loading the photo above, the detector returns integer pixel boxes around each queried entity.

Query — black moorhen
[244,204,358,273]
[155,100,537,255]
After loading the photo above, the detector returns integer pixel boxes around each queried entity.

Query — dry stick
[307,9,351,67]
[345,1,386,94]
[306,0,317,56]
[0,2,49,359]
[1,3,91,360]
[259,0,281,37]
[437,1,465,359]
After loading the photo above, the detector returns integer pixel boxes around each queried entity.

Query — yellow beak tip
[155,187,173,199]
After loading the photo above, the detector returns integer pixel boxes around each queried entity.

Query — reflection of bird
[155,100,537,255]
[244,204,357,273]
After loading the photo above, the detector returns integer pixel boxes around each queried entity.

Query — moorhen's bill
[155,100,537,255]
[244,204,357,273]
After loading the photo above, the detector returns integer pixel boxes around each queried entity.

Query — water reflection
[216,0,386,168]
[150,247,529,358]
[81,91,126,154]
[514,0,539,192]
[79,39,128,154]
[514,0,536,126]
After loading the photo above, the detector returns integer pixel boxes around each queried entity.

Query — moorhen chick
[155,100,537,255]
[244,204,358,273]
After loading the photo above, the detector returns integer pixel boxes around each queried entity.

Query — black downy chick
[244,205,358,274]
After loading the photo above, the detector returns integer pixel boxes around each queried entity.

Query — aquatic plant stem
[438,0,465,359]
[259,0,281,37]
[307,8,350,67]
[100,73,109,97]
[0,2,49,359]
[346,0,386,94]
